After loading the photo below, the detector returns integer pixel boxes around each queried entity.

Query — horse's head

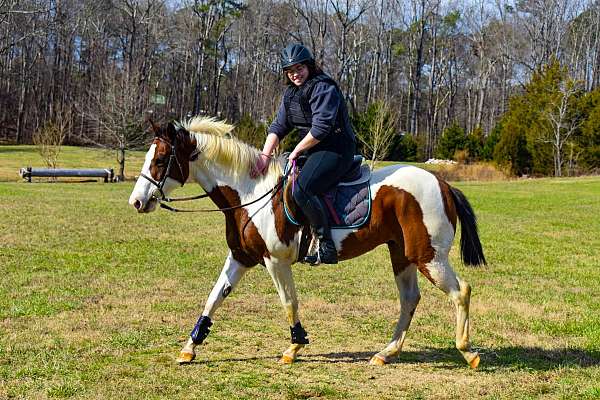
[128,120,196,213]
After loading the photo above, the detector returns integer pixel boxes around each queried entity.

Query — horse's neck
[191,161,273,208]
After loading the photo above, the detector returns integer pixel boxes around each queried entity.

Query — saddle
[281,154,372,230]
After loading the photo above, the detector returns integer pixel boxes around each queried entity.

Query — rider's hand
[289,149,301,163]
[250,153,271,178]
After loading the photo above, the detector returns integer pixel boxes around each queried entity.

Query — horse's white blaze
[129,144,158,209]
[128,144,181,211]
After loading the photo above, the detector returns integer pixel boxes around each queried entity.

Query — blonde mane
[180,116,282,183]
[179,116,235,137]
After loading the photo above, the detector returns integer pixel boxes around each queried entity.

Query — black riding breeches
[292,150,353,204]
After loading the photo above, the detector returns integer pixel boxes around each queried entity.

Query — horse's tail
[449,186,487,267]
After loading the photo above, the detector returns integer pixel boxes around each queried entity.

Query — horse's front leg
[265,258,309,364]
[177,251,248,364]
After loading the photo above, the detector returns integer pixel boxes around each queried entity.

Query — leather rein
[139,136,285,213]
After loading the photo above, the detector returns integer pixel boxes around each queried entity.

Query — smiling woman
[128,116,486,369]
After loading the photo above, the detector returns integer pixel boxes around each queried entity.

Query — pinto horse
[128,117,486,368]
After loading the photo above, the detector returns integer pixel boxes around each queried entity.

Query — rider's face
[286,63,309,86]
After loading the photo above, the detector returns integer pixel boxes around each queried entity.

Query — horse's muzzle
[130,196,157,213]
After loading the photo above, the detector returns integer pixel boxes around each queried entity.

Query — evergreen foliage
[465,127,484,161]
[233,114,267,148]
[436,122,466,160]
[482,123,501,161]
[494,60,568,175]
[389,133,419,161]
[576,90,600,171]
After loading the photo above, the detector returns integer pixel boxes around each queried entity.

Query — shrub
[33,122,66,169]
[436,123,466,160]
[434,162,508,181]
[388,133,418,161]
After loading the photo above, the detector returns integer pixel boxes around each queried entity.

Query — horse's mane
[178,116,282,184]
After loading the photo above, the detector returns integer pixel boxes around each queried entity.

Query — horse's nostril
[134,200,142,210]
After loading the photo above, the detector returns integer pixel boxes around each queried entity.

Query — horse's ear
[149,118,161,136]
[166,122,178,142]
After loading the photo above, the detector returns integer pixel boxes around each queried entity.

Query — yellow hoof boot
[468,353,480,369]
[369,355,386,366]
[176,351,196,364]
[279,353,295,364]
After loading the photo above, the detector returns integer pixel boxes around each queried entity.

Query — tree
[540,79,582,176]
[465,126,484,162]
[436,122,465,160]
[353,100,397,168]
[575,88,600,171]
[85,71,149,181]
[32,111,69,170]
[481,122,501,161]
[389,132,418,161]
[232,113,267,148]
[494,59,569,175]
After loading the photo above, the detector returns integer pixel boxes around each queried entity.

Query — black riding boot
[301,195,338,265]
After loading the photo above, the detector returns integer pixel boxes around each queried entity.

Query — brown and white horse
[128,117,486,368]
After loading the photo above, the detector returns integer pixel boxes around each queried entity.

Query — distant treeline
[1,0,599,176]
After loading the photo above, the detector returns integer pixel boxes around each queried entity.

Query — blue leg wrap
[190,316,213,345]
[290,322,309,344]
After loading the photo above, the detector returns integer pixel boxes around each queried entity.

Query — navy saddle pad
[282,156,372,229]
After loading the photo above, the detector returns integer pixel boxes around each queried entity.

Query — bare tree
[356,100,398,169]
[85,71,148,181]
[32,109,70,170]
[541,80,582,177]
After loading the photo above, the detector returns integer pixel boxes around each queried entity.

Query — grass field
[0,146,146,182]
[1,146,599,399]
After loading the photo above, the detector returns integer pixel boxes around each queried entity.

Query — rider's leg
[292,150,352,265]
[293,186,337,264]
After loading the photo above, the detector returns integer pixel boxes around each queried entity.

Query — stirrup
[303,253,321,266]
[303,241,338,266]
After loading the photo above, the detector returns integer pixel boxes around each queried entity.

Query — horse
[128,116,486,368]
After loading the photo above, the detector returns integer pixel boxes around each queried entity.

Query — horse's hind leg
[420,256,480,368]
[370,242,421,366]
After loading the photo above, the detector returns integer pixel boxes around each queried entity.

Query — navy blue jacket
[269,74,355,155]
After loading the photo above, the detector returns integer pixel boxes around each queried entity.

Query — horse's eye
[155,158,167,167]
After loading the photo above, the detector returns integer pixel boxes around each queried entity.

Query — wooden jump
[19,167,114,182]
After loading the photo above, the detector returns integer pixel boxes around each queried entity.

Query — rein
[140,134,292,213]
[158,180,283,213]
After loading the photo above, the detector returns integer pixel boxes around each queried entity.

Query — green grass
[1,146,599,399]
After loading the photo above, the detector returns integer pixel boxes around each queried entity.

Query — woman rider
[251,44,356,265]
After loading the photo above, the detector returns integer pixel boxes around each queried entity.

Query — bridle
[139,136,189,201]
[138,134,285,213]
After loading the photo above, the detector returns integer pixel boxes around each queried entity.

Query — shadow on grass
[300,346,600,371]
[183,346,599,371]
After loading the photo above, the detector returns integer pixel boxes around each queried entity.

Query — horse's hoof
[468,353,480,369]
[176,351,196,364]
[279,354,295,364]
[369,355,386,366]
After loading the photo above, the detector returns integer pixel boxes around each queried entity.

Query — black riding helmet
[281,44,313,70]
